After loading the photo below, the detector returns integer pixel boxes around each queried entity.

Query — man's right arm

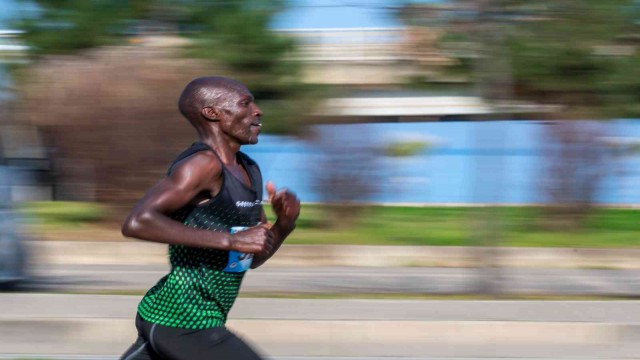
[121,152,273,254]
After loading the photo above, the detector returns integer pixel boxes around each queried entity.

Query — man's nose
[252,104,262,117]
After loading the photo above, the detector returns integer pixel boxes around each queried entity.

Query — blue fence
[244,120,640,205]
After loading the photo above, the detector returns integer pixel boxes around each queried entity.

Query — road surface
[19,264,640,296]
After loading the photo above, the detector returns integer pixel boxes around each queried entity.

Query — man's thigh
[120,336,162,360]
[151,324,263,360]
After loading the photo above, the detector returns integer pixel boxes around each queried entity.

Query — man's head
[178,76,263,145]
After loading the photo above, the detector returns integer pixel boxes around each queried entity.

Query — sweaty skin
[122,77,300,267]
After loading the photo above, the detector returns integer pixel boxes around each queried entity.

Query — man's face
[217,87,263,145]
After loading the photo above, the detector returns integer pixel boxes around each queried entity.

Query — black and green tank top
[138,142,263,329]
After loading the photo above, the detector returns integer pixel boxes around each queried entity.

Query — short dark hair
[178,76,248,122]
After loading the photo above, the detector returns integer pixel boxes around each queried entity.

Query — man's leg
[150,324,263,360]
[119,314,163,360]
[135,314,263,360]
[120,336,160,360]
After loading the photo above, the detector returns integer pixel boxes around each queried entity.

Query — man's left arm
[251,181,300,269]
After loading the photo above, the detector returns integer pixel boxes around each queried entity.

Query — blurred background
[0,0,639,359]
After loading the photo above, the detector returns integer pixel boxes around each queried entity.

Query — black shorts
[120,313,263,360]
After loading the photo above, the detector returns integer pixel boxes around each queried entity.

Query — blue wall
[244,120,640,205]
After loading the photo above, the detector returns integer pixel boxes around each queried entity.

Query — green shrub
[17,201,107,225]
[384,140,429,157]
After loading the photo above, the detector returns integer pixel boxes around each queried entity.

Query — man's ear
[201,106,220,122]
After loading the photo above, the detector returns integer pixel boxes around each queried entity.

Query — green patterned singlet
[137,143,263,329]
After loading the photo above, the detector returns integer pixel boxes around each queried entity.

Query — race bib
[224,226,254,273]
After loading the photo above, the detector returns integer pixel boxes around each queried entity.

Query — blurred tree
[399,0,640,118]
[397,1,640,296]
[168,0,314,134]
[312,127,381,228]
[483,0,638,227]
[13,0,319,207]
[505,0,640,118]
[17,0,313,134]
[18,46,211,205]
[540,121,615,229]
[17,0,155,55]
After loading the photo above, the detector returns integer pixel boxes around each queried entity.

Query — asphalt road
[2,295,640,359]
[19,264,640,296]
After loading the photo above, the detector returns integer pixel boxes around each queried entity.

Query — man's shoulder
[169,147,222,178]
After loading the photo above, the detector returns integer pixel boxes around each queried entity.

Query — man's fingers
[270,189,287,213]
[272,188,288,201]
[271,189,292,207]
[268,185,300,220]
[266,181,277,200]
[273,191,299,214]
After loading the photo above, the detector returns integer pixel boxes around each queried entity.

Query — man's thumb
[266,181,277,199]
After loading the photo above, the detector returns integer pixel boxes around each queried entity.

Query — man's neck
[199,138,240,165]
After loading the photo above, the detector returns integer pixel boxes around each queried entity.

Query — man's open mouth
[251,122,262,127]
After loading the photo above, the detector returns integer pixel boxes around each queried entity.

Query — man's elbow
[121,214,145,238]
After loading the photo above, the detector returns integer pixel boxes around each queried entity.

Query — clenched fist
[229,224,274,255]
[266,181,300,227]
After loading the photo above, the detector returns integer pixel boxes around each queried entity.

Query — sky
[0,0,17,25]
[0,0,34,27]
[272,0,404,29]
[0,0,437,29]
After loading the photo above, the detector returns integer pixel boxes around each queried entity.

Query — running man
[119,76,300,360]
